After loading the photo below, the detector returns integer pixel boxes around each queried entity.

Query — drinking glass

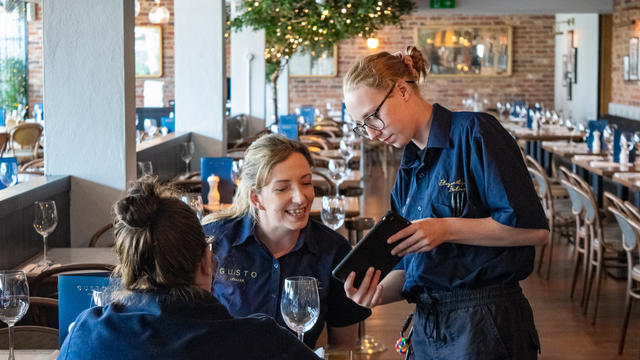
[238,115,248,138]
[180,142,195,177]
[33,201,57,269]
[181,193,204,221]
[633,132,640,164]
[280,276,320,343]
[89,290,105,307]
[138,161,153,177]
[496,102,505,119]
[321,195,345,230]
[603,125,614,160]
[231,159,243,186]
[0,162,18,188]
[338,138,355,175]
[0,270,29,360]
[328,159,346,196]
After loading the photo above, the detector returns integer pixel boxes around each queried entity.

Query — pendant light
[149,0,170,24]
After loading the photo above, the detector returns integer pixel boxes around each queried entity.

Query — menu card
[278,114,299,140]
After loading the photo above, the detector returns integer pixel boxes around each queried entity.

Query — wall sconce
[149,0,170,24]
[367,38,379,49]
[554,17,575,36]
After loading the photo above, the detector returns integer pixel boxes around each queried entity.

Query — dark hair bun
[114,177,161,228]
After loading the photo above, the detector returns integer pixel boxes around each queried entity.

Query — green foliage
[0,57,27,111]
[230,0,414,79]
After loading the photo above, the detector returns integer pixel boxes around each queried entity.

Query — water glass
[138,161,153,177]
[280,276,320,343]
[181,193,204,221]
[231,159,243,186]
[338,138,355,174]
[0,162,18,188]
[90,290,106,307]
[328,159,346,196]
[33,201,57,269]
[180,142,195,177]
[0,270,29,360]
[321,195,346,230]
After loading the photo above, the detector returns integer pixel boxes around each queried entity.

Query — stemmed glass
[328,159,346,197]
[321,195,346,230]
[280,276,320,343]
[180,142,195,177]
[181,193,204,221]
[633,132,640,165]
[0,270,30,360]
[238,116,248,138]
[231,159,244,186]
[603,125,617,161]
[138,161,153,177]
[496,102,505,119]
[0,162,18,188]
[338,138,355,176]
[33,200,58,269]
[565,119,575,144]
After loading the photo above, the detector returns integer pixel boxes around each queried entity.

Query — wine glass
[496,102,505,119]
[565,119,575,144]
[0,270,30,360]
[33,200,57,269]
[231,159,243,186]
[237,115,248,138]
[338,138,355,175]
[603,125,614,160]
[321,195,346,230]
[89,290,105,308]
[280,276,320,343]
[181,193,204,221]
[180,142,195,177]
[138,161,153,178]
[0,162,18,188]
[633,131,640,165]
[328,159,346,196]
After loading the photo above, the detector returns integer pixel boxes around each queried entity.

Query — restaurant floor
[318,149,640,359]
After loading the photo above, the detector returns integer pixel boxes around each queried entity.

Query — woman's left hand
[387,218,450,256]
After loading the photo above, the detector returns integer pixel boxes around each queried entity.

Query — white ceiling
[414,0,612,14]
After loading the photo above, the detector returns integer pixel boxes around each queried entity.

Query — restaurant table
[0,350,58,359]
[312,169,361,189]
[571,155,640,206]
[16,248,118,278]
[540,141,606,175]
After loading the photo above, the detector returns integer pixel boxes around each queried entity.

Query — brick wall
[27,1,175,110]
[289,13,556,113]
[611,0,640,107]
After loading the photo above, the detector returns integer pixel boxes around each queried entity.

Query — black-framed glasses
[352,80,414,137]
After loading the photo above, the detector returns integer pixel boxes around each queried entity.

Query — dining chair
[9,123,43,160]
[304,125,342,138]
[27,296,59,329]
[18,157,44,175]
[29,263,115,299]
[561,179,589,303]
[0,326,58,349]
[299,135,330,152]
[89,223,115,248]
[526,155,568,199]
[607,205,640,355]
[577,187,624,324]
[0,132,8,157]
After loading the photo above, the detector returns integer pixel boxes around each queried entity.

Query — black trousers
[408,284,540,360]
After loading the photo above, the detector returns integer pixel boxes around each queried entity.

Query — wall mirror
[135,25,163,78]
[289,46,338,77]
[415,26,512,76]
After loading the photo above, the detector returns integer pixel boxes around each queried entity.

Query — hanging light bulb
[134,0,140,17]
[149,0,170,24]
[367,37,379,49]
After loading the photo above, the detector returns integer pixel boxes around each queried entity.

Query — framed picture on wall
[629,38,638,80]
[624,56,630,81]
[135,26,163,78]
[289,46,338,77]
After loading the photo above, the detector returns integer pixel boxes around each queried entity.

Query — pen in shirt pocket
[450,191,466,217]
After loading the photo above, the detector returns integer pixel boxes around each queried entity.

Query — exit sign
[430,0,455,8]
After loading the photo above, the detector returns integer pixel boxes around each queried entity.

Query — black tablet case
[332,211,411,288]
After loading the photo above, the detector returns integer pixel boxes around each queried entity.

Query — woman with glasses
[59,177,320,360]
[342,46,549,359]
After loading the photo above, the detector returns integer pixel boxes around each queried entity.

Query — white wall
[44,0,136,246]
[415,0,611,14]
[174,0,227,163]
[554,14,600,124]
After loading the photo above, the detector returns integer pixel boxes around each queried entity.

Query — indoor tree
[229,0,414,122]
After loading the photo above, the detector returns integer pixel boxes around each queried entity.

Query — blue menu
[299,107,315,125]
[200,157,235,204]
[160,116,175,133]
[58,272,111,345]
[278,114,298,140]
[0,157,18,190]
[586,120,608,150]
[0,108,4,126]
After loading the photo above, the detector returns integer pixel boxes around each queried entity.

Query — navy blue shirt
[203,215,371,348]
[58,292,320,360]
[391,104,548,294]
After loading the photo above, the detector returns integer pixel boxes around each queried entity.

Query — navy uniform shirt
[203,215,372,348]
[391,103,548,294]
[58,292,320,360]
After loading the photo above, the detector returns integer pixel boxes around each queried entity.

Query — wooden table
[571,155,640,205]
[612,172,640,192]
[541,141,603,157]
[16,248,118,278]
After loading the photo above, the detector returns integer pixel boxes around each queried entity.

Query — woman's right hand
[343,267,384,308]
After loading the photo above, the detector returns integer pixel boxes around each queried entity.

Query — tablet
[332,211,412,288]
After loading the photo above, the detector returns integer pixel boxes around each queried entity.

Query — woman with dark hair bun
[59,177,320,360]
[342,46,549,359]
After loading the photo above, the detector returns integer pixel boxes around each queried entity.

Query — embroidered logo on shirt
[439,178,466,192]
[218,267,258,283]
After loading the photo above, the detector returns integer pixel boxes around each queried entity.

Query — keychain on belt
[395,313,413,359]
